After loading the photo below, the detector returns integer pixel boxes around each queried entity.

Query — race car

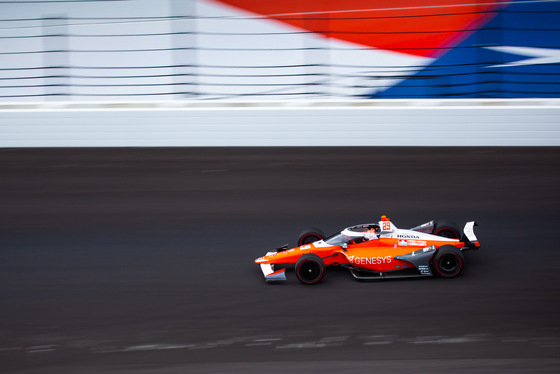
[255,216,480,284]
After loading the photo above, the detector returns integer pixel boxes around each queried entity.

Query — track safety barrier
[0,99,559,147]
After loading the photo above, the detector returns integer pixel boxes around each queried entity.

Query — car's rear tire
[295,254,325,284]
[433,220,461,239]
[432,245,464,277]
[297,228,325,246]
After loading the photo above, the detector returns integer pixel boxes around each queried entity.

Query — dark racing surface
[1,147,559,373]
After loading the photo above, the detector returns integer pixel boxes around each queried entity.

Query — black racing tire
[297,228,325,246]
[295,254,325,285]
[432,245,464,278]
[433,220,461,239]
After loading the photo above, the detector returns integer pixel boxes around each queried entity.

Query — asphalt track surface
[1,147,559,373]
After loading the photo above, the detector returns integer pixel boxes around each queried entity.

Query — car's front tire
[295,254,325,284]
[432,245,464,277]
[297,228,325,246]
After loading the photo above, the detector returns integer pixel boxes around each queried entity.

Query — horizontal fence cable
[0,5,558,99]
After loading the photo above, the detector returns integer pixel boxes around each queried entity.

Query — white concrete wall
[1,99,559,147]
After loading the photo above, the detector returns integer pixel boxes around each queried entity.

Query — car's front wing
[258,251,287,282]
[260,263,287,282]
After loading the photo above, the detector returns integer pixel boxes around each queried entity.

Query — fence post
[171,0,198,98]
[43,15,70,100]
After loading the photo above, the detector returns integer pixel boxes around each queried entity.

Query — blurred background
[1,0,559,101]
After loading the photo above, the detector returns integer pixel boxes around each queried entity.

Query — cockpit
[324,223,380,246]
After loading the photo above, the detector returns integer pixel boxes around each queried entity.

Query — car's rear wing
[461,221,480,250]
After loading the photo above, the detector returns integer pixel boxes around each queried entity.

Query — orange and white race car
[255,216,480,284]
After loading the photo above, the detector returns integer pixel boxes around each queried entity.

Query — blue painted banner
[373,1,560,98]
